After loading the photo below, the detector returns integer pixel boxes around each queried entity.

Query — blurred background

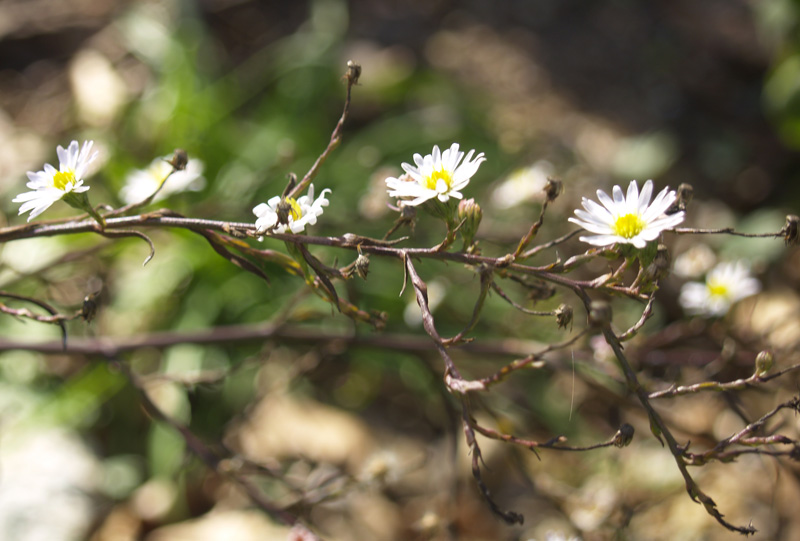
[0,0,799,539]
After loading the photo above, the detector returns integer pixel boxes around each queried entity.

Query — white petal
[401,162,420,177]
[642,187,675,221]
[638,180,654,213]
[446,143,460,169]
[646,211,685,231]
[453,156,485,185]
[569,216,614,235]
[596,189,617,214]
[612,185,625,207]
[574,208,611,226]
[580,199,614,223]
[578,234,623,247]
[626,180,639,212]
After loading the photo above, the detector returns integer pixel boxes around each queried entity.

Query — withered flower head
[544,178,563,202]
[346,60,362,85]
[354,253,370,280]
[167,149,189,171]
[784,214,799,246]
[554,303,573,330]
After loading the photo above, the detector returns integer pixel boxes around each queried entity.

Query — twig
[596,315,757,535]
[461,401,524,525]
[490,281,558,317]
[287,61,359,200]
[519,229,581,259]
[670,227,783,239]
[472,421,635,452]
[617,294,657,342]
[0,291,77,349]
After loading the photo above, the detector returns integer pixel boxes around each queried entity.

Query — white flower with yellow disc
[13,140,98,221]
[679,261,760,316]
[253,184,331,235]
[385,143,486,206]
[569,179,684,249]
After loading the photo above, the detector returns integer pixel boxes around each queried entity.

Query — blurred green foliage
[0,0,797,535]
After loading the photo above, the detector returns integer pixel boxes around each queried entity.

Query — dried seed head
[354,253,370,280]
[784,214,799,246]
[755,350,774,377]
[346,60,362,85]
[81,292,100,322]
[276,198,293,226]
[613,423,635,447]
[544,178,563,202]
[555,303,573,330]
[666,183,693,215]
[167,149,188,171]
[588,300,612,327]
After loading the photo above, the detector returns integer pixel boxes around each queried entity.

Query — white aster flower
[13,140,98,221]
[253,184,331,235]
[119,156,205,204]
[385,143,486,206]
[679,261,761,316]
[569,179,685,249]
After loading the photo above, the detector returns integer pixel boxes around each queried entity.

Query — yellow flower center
[706,280,730,299]
[423,168,453,192]
[612,213,645,239]
[286,197,302,221]
[53,169,76,191]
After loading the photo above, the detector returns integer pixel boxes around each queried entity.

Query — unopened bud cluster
[457,198,482,248]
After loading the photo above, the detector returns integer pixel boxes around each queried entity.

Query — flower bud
[544,178,563,202]
[588,300,612,327]
[784,214,799,246]
[755,350,774,377]
[554,303,573,330]
[457,198,482,248]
